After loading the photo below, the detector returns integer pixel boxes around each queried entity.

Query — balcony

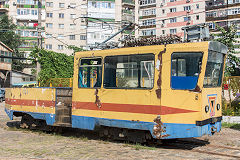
[0,4,9,13]
[122,0,134,8]
[139,15,156,19]
[140,35,156,38]
[17,26,45,30]
[122,14,135,22]
[206,2,240,11]
[139,0,156,9]
[122,9,134,15]
[139,25,156,29]
[206,14,240,21]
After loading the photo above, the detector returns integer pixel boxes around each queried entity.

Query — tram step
[54,122,72,127]
[55,116,71,124]
[55,108,71,115]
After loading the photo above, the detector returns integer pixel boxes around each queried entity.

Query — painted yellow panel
[10,105,55,114]
[10,88,56,101]
[6,88,56,114]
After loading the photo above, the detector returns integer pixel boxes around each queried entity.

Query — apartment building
[0,41,13,87]
[86,0,135,48]
[44,0,87,55]
[87,0,115,48]
[1,0,45,55]
[206,0,240,55]
[136,0,205,38]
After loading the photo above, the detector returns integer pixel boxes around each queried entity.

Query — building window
[58,45,64,50]
[46,2,53,7]
[139,0,156,5]
[58,34,64,39]
[31,10,37,15]
[46,34,52,38]
[80,35,87,40]
[170,18,177,23]
[196,15,199,20]
[142,19,156,26]
[184,6,191,11]
[170,8,176,12]
[70,14,76,19]
[196,4,199,9]
[70,24,76,29]
[162,30,165,34]
[69,35,75,40]
[142,29,156,36]
[46,23,53,28]
[59,3,65,8]
[208,23,215,29]
[59,24,64,29]
[46,44,52,49]
[104,54,154,89]
[59,13,64,18]
[228,8,240,15]
[142,9,156,16]
[184,16,191,22]
[170,0,176,2]
[69,3,76,8]
[47,12,53,18]
[170,29,177,34]
[162,9,165,14]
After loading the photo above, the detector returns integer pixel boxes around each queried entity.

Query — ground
[0,102,240,160]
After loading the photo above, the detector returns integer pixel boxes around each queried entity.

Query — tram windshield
[203,51,225,87]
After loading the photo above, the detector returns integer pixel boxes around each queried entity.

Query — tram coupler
[211,126,217,135]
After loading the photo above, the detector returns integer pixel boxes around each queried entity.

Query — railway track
[166,139,240,159]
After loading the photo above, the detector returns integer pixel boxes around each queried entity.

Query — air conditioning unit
[187,21,190,25]
[187,10,190,13]
[160,3,163,7]
[186,0,190,3]
[161,24,164,27]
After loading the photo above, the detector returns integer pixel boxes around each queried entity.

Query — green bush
[222,98,240,116]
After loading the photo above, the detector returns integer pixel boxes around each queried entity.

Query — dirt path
[0,102,240,160]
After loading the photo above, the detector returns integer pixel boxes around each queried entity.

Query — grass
[222,122,240,130]
[123,143,156,151]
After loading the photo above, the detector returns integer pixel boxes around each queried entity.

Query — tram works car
[4,41,227,142]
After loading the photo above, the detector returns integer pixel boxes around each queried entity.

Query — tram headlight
[217,104,220,110]
[205,105,209,113]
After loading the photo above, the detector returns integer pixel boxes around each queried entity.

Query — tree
[0,14,24,71]
[67,45,86,53]
[0,14,22,52]
[30,48,74,86]
[214,25,240,76]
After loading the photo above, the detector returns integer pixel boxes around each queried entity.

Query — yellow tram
[5,41,227,142]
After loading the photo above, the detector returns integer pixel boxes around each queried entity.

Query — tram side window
[171,52,203,90]
[78,58,102,88]
[104,54,154,89]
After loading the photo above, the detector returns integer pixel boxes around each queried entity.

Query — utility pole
[37,0,42,79]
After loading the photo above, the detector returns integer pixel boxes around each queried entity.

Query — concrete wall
[223,116,240,124]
